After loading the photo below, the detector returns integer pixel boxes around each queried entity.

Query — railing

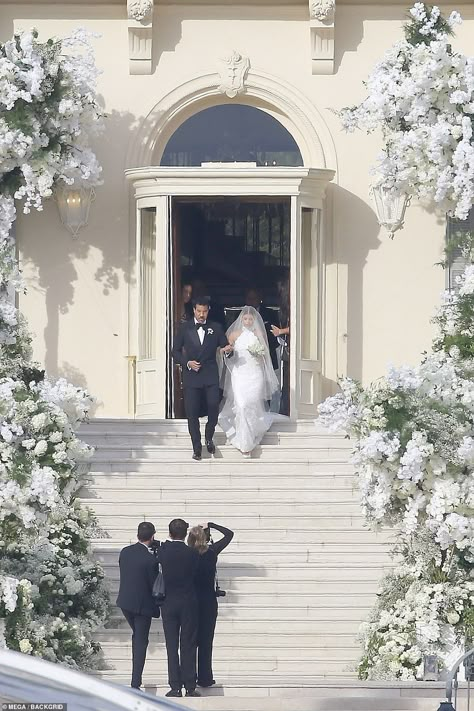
[440,647,474,711]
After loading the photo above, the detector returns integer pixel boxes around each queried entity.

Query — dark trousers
[197,596,218,686]
[280,360,290,416]
[161,596,198,691]
[184,384,220,452]
[121,609,152,688]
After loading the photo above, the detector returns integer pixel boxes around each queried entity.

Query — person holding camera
[187,521,234,688]
[116,521,160,690]
[158,518,200,698]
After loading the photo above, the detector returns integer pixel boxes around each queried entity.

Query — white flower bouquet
[247,340,266,358]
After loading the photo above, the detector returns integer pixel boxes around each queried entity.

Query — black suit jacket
[158,540,200,600]
[116,542,159,617]
[172,320,228,388]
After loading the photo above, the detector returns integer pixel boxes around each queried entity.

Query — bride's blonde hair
[187,526,208,555]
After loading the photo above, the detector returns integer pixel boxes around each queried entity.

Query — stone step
[82,432,350,447]
[106,617,364,633]
[93,519,371,535]
[95,628,359,647]
[106,589,375,607]
[96,549,392,566]
[86,473,357,489]
[87,500,363,516]
[93,529,389,545]
[89,460,354,473]
[101,562,393,582]
[81,487,361,503]
[106,578,379,594]
[89,446,351,462]
[80,419,332,435]
[100,658,358,675]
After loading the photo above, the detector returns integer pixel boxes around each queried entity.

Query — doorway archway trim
[126,70,338,174]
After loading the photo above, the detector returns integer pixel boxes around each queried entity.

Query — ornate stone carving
[309,0,335,74]
[309,0,335,22]
[217,50,250,99]
[127,0,153,22]
[127,0,153,74]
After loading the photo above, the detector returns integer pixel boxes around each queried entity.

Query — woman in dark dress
[187,522,234,687]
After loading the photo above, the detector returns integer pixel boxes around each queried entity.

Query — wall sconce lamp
[55,182,95,237]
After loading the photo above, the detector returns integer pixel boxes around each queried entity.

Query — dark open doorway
[170,197,290,419]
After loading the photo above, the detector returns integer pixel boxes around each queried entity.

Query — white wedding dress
[218,328,276,453]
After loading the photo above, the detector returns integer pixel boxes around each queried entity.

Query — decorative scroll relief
[217,50,250,98]
[309,0,335,74]
[128,0,153,21]
[310,0,335,22]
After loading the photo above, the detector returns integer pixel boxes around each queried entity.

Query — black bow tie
[195,322,206,330]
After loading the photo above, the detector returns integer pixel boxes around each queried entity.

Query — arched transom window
[160,104,303,167]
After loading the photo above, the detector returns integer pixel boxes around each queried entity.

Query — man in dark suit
[172,296,232,460]
[158,519,200,698]
[116,521,159,690]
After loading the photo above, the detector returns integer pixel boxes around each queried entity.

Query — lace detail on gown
[218,329,274,453]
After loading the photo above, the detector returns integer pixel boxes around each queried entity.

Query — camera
[149,540,161,555]
[215,585,226,597]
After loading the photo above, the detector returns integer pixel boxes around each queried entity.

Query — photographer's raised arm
[208,522,234,556]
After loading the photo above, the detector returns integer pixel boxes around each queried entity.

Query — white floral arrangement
[338,3,474,220]
[318,230,474,678]
[247,339,266,358]
[0,27,103,350]
[0,27,109,669]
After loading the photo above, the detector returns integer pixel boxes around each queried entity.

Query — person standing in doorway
[116,521,159,691]
[187,522,234,688]
[271,277,290,416]
[158,519,200,698]
[172,296,233,460]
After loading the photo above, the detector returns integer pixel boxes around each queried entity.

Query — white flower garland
[339,3,474,220]
[0,28,109,668]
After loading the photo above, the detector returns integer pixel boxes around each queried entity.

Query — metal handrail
[443,646,474,711]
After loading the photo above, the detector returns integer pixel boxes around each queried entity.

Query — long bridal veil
[222,306,279,401]
[218,306,282,452]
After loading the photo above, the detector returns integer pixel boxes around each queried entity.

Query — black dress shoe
[186,690,201,697]
[192,449,202,461]
[206,439,216,455]
[197,680,216,687]
[165,689,182,697]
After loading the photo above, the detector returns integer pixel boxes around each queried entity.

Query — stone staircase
[79,418,402,704]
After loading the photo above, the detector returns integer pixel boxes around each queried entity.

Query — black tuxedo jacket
[158,540,200,600]
[116,542,159,617]
[172,319,228,388]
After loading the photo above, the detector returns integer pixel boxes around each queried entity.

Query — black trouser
[184,384,220,452]
[121,609,152,688]
[280,360,290,416]
[197,595,218,686]
[161,595,198,691]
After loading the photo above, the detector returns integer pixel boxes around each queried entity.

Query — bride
[218,306,281,457]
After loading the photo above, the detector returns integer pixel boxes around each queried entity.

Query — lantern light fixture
[371,184,410,238]
[55,182,95,237]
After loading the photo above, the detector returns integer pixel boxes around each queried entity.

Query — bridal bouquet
[247,340,266,358]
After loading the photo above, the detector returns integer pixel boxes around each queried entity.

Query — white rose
[33,440,48,457]
[447,611,460,625]
[21,439,36,450]
[19,638,33,653]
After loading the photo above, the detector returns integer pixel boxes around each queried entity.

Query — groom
[172,296,232,460]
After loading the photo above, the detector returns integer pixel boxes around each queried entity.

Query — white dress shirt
[195,319,206,345]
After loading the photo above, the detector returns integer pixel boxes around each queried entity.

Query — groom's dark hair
[169,518,189,540]
[192,295,210,308]
[137,521,155,542]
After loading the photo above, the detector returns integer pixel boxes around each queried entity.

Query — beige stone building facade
[5,0,473,418]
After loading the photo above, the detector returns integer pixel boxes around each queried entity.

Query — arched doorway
[126,75,336,420]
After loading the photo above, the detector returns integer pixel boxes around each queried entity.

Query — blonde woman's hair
[187,526,208,555]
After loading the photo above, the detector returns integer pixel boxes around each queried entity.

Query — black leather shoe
[192,449,202,461]
[197,680,216,687]
[186,690,201,697]
[166,690,182,697]
[206,439,216,455]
